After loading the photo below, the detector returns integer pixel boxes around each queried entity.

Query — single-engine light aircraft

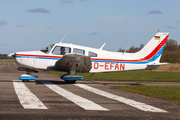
[9,31,169,83]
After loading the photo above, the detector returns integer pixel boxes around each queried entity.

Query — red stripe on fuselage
[16,54,62,59]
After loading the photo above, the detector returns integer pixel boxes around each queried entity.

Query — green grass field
[50,70,180,82]
[112,86,180,105]
[0,59,14,62]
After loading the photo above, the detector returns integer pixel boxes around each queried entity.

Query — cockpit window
[40,44,54,54]
[52,46,71,55]
[73,48,85,55]
[88,51,97,57]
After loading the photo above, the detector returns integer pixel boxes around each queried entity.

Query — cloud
[26,7,50,13]
[148,10,162,14]
[89,32,97,35]
[61,0,73,3]
[0,21,8,25]
[164,26,178,29]
[177,20,180,23]
[16,23,28,27]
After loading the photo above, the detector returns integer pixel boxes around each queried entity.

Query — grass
[0,59,15,62]
[49,70,180,82]
[112,86,180,105]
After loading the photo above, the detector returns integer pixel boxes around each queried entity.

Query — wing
[48,54,92,73]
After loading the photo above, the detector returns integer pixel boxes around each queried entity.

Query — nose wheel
[19,72,39,82]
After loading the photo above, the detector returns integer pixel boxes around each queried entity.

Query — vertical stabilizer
[135,32,169,63]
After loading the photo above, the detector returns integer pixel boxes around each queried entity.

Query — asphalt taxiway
[0,62,180,120]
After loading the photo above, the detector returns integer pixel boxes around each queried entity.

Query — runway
[0,62,180,119]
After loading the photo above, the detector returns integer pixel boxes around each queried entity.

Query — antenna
[123,45,132,54]
[99,43,106,50]
[60,32,68,43]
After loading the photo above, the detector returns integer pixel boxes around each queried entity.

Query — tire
[22,80,29,82]
[65,80,76,84]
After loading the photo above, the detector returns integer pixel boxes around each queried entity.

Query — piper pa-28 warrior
[9,31,169,83]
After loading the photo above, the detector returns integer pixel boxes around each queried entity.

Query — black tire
[22,80,29,82]
[65,80,76,84]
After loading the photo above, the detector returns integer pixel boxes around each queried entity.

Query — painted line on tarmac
[13,80,47,109]
[75,84,167,113]
[41,81,108,111]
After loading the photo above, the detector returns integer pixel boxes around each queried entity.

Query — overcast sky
[0,0,180,54]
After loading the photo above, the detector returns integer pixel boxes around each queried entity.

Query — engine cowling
[54,54,92,73]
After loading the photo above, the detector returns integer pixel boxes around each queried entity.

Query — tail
[135,31,169,65]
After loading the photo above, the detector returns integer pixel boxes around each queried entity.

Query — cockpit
[40,44,55,54]
[40,44,98,57]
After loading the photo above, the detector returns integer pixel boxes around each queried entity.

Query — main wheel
[65,80,76,84]
[22,80,29,82]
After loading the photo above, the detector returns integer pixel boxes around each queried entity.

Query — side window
[52,46,71,55]
[73,48,85,55]
[88,51,97,57]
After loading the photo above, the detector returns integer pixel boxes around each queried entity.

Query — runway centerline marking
[41,81,108,111]
[12,80,47,109]
[75,84,167,113]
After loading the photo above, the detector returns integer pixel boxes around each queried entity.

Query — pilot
[60,47,65,55]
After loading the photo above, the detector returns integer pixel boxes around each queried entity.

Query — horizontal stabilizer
[147,62,169,66]
[146,62,168,70]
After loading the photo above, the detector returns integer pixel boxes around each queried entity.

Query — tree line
[0,54,10,59]
[118,39,180,63]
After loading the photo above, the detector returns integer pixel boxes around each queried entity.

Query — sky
[0,0,180,54]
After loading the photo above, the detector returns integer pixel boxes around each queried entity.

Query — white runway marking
[75,84,167,113]
[13,80,47,109]
[41,81,108,111]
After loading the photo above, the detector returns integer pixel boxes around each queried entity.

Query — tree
[164,39,178,51]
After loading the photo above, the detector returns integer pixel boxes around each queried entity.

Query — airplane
[9,31,169,83]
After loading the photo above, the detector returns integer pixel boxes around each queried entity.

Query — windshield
[40,44,54,54]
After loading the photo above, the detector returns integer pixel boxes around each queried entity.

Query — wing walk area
[12,80,167,112]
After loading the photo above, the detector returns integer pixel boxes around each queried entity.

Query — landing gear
[17,68,39,82]
[19,71,39,82]
[61,74,83,84]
